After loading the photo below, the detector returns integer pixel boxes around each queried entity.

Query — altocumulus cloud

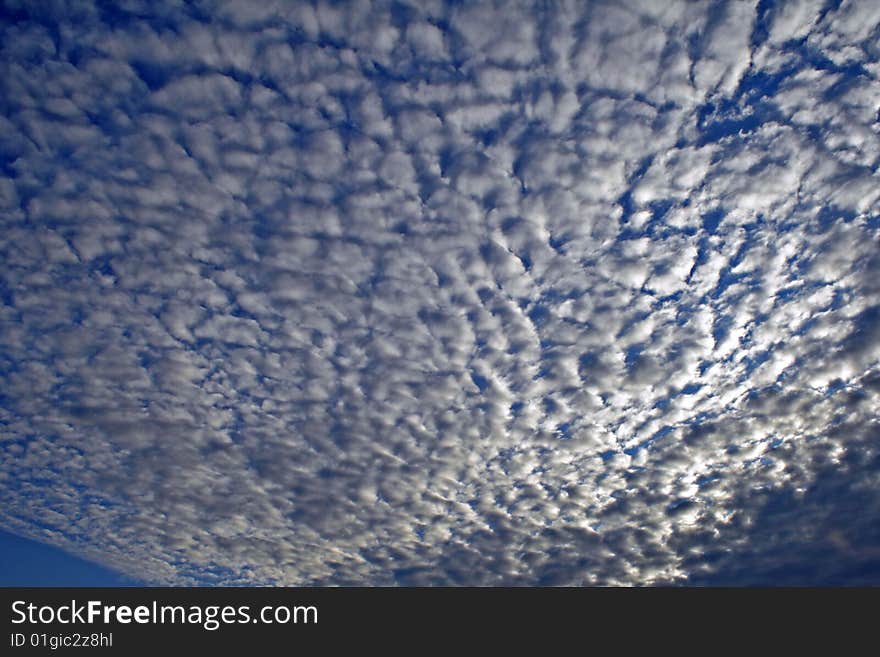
[1,0,879,585]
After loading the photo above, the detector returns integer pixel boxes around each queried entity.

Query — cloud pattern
[1,0,879,585]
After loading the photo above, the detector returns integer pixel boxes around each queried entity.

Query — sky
[0,0,878,586]
[0,528,142,586]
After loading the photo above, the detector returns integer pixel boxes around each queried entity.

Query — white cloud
[0,0,879,586]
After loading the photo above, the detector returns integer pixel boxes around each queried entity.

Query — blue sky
[0,529,142,586]
[1,0,879,586]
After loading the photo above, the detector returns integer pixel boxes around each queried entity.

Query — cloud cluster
[1,0,879,585]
